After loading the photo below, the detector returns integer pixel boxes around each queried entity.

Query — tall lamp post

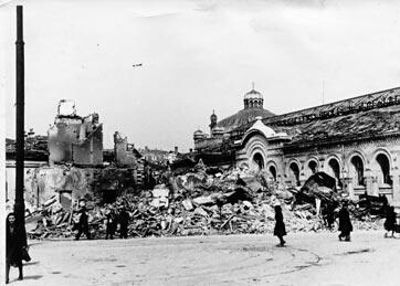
[15,5,26,224]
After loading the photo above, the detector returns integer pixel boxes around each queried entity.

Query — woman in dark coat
[274,204,287,246]
[6,212,27,284]
[338,204,353,241]
[384,206,397,238]
[118,207,130,239]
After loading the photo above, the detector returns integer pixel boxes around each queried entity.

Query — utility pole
[15,5,26,224]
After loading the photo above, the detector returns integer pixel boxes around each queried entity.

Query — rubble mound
[25,168,386,240]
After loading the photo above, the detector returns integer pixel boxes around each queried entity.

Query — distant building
[194,86,400,205]
[138,146,179,166]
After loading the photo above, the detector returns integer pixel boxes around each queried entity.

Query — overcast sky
[1,0,400,151]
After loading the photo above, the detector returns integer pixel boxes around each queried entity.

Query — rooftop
[229,86,400,146]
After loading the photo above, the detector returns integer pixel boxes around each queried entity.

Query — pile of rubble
[25,166,386,240]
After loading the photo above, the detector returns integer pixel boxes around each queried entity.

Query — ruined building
[48,100,103,166]
[114,131,142,167]
[194,86,400,206]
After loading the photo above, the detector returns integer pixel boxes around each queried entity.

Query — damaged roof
[282,105,400,147]
[229,86,400,146]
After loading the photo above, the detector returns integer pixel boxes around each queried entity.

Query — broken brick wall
[114,132,137,167]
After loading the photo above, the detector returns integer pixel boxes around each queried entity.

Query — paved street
[5,231,400,286]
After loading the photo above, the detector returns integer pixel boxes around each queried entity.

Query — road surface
[4,231,399,286]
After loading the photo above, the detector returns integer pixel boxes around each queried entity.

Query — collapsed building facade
[194,86,400,205]
[48,100,103,166]
[5,101,145,210]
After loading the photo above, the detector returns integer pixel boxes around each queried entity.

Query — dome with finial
[243,83,264,109]
[215,84,275,132]
[244,89,263,100]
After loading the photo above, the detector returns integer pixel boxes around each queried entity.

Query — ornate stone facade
[194,86,400,206]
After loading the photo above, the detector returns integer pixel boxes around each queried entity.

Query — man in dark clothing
[118,207,130,239]
[338,204,353,242]
[74,202,91,240]
[384,206,397,238]
[105,208,117,240]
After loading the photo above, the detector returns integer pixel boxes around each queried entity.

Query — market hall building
[193,86,400,206]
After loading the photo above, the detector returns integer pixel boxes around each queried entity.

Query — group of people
[273,202,357,246]
[103,205,130,240]
[5,195,398,284]
[73,200,131,241]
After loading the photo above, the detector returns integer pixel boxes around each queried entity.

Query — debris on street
[25,166,387,240]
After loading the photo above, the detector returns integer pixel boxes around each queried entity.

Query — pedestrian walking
[323,202,336,230]
[105,207,117,240]
[74,200,91,240]
[338,203,353,242]
[6,212,27,284]
[384,206,397,238]
[118,207,130,239]
[273,203,287,247]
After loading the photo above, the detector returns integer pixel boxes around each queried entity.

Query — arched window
[327,158,341,189]
[350,156,364,186]
[289,162,300,187]
[308,161,318,174]
[253,153,264,170]
[376,154,392,185]
[269,165,277,181]
[305,160,318,179]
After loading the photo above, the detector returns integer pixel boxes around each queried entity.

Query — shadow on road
[23,275,43,280]
[24,261,40,266]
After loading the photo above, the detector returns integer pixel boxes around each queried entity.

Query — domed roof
[216,108,275,131]
[244,89,263,100]
[193,129,204,136]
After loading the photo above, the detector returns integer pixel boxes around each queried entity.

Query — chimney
[174,146,178,154]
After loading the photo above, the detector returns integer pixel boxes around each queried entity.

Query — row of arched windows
[267,152,392,188]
